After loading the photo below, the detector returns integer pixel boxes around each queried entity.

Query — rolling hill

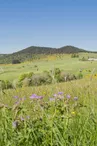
[0,45,87,64]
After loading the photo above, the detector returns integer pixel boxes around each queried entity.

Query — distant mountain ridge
[0,45,87,64]
[13,45,86,54]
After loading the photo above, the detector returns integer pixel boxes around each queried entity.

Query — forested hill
[0,45,87,64]
[13,45,86,54]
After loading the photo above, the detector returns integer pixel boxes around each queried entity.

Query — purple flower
[74,97,78,101]
[37,96,43,99]
[66,95,71,99]
[53,94,57,97]
[13,96,18,99]
[30,94,43,99]
[30,94,37,99]
[58,92,64,95]
[15,101,20,105]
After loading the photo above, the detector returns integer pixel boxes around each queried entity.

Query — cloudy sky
[0,0,97,53]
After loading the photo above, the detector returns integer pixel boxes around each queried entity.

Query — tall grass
[0,78,97,146]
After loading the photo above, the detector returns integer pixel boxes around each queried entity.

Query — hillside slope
[0,45,87,64]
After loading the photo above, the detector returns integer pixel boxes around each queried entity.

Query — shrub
[18,73,29,82]
[77,72,83,79]
[71,54,79,58]
[27,72,34,78]
[22,78,31,87]
[60,72,77,82]
[80,57,87,61]
[12,60,21,64]
[50,68,61,82]
[0,80,5,90]
[0,80,13,90]
[31,73,52,86]
[4,80,13,89]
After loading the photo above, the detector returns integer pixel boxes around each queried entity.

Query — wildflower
[15,101,20,105]
[13,96,18,99]
[74,97,78,101]
[37,96,43,99]
[16,89,19,93]
[66,95,71,99]
[53,94,57,97]
[58,92,64,95]
[43,92,46,94]
[30,94,43,99]
[71,111,76,115]
[30,94,37,99]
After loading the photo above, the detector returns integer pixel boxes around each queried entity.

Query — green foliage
[71,53,79,58]
[19,73,29,82]
[0,69,79,89]
[12,59,21,64]
[54,68,63,82]
[80,56,88,61]
[27,72,34,78]
[0,80,13,90]
[60,72,77,82]
[31,72,52,86]
[4,80,13,89]
[0,80,5,90]
[22,78,31,87]
[77,72,83,79]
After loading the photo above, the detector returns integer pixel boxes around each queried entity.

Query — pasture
[0,53,97,81]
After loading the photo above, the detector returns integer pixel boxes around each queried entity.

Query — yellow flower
[71,111,76,115]
[16,89,19,93]
[43,92,46,95]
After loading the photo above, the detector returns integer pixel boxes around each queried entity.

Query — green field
[1,53,97,146]
[0,53,97,81]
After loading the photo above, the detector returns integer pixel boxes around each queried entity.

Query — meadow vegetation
[0,53,97,145]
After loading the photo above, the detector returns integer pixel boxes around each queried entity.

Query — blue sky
[0,0,97,53]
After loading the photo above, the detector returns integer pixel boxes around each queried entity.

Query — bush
[27,72,34,78]
[19,72,34,82]
[12,60,21,64]
[0,80,5,90]
[31,72,52,86]
[0,80,13,90]
[71,54,79,58]
[22,78,31,87]
[50,68,62,82]
[77,72,83,79]
[18,73,29,82]
[59,72,77,82]
[4,80,13,89]
[80,57,87,61]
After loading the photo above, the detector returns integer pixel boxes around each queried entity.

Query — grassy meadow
[0,53,97,146]
[0,53,97,81]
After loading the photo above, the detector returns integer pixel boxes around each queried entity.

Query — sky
[0,0,97,53]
